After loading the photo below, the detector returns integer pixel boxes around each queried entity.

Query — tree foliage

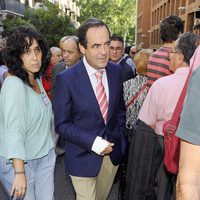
[2,0,76,47]
[77,0,136,45]
[2,16,33,37]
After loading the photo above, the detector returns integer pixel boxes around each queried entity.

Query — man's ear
[178,53,184,65]
[79,43,85,55]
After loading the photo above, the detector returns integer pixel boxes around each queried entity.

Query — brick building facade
[136,0,200,49]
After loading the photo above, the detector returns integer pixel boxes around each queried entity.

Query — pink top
[190,45,200,71]
[138,67,189,136]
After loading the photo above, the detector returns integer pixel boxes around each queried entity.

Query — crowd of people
[0,14,200,200]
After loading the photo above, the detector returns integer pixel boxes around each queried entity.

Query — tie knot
[95,71,103,81]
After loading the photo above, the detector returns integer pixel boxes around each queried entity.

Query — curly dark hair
[2,26,50,86]
[160,15,184,43]
[175,32,200,65]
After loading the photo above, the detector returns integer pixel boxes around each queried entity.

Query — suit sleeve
[53,73,97,151]
[118,81,127,155]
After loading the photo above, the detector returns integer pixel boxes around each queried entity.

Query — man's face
[129,46,137,59]
[60,38,81,66]
[79,26,110,70]
[194,28,200,36]
[50,49,62,65]
[169,40,182,72]
[109,40,124,63]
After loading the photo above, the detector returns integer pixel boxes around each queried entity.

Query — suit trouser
[71,156,118,200]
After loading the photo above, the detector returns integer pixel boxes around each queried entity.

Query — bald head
[59,36,82,66]
[129,46,137,59]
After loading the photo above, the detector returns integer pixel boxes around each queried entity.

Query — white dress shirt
[83,56,111,155]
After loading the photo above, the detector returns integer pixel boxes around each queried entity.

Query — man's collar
[83,56,106,77]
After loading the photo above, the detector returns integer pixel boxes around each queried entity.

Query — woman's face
[20,38,42,76]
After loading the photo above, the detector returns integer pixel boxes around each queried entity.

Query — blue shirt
[0,76,54,161]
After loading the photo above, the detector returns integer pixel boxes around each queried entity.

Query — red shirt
[42,63,54,100]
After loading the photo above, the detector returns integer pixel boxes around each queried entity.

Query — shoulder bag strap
[126,83,147,108]
[170,53,196,126]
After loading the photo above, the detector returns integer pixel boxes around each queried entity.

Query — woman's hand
[11,158,26,199]
[11,173,26,199]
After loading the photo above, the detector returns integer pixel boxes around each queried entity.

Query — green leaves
[77,0,136,45]
[2,0,136,46]
[2,0,76,47]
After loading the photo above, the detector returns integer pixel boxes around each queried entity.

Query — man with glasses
[138,32,200,200]
[109,34,136,82]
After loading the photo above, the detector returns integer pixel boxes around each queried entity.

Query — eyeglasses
[168,51,182,57]
[168,51,180,54]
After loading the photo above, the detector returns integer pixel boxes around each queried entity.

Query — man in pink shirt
[138,32,200,199]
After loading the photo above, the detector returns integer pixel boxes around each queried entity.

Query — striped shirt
[147,47,173,89]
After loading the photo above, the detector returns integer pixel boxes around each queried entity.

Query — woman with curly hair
[0,26,55,199]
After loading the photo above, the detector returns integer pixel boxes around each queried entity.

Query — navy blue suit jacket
[54,60,126,177]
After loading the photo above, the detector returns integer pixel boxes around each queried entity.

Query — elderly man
[51,36,82,155]
[50,47,62,65]
[51,36,82,100]
[138,32,199,200]
[42,46,62,99]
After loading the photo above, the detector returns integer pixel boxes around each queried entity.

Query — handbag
[125,119,163,200]
[163,63,194,174]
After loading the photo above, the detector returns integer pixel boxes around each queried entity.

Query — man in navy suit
[54,18,126,200]
[51,36,82,100]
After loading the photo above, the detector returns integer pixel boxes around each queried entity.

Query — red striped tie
[95,71,108,123]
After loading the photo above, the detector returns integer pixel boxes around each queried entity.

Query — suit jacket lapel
[76,61,103,118]
[106,64,116,123]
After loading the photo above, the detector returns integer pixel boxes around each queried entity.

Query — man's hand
[100,143,114,156]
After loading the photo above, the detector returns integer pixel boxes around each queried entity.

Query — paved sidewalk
[0,155,119,200]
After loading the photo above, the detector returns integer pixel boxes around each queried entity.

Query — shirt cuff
[92,136,109,155]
